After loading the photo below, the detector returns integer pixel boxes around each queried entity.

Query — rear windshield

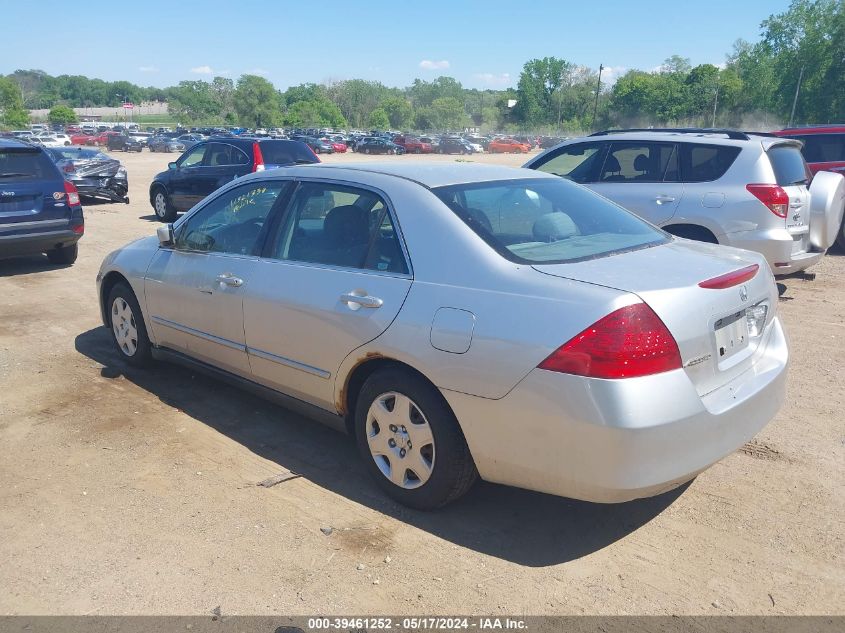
[433,178,668,264]
[768,144,811,185]
[49,148,108,161]
[0,148,59,179]
[259,140,319,165]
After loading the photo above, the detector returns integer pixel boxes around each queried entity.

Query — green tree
[48,104,78,125]
[0,77,29,129]
[430,97,468,131]
[234,75,283,128]
[380,96,412,129]
[167,80,220,124]
[368,108,390,129]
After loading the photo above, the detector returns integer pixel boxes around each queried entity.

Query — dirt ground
[0,148,842,616]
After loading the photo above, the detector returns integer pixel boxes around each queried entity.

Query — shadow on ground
[0,254,69,277]
[75,326,687,567]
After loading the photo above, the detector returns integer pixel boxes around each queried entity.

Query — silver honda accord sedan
[96,163,788,509]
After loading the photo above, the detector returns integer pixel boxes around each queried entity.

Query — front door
[169,143,209,212]
[243,180,413,410]
[144,179,290,376]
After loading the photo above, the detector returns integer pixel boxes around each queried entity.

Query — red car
[773,125,845,176]
[774,126,845,248]
[69,132,95,145]
[330,140,348,153]
[91,131,121,146]
[392,135,432,154]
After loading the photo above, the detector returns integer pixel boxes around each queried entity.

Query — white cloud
[419,59,450,70]
[190,65,214,75]
[600,65,627,85]
[138,65,159,73]
[473,72,512,88]
[246,68,269,76]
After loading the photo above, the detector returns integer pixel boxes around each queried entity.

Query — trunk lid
[533,239,778,396]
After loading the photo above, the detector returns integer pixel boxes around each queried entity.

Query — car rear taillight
[252,142,265,172]
[698,264,759,289]
[64,180,81,207]
[746,184,788,218]
[538,303,682,379]
[72,222,84,235]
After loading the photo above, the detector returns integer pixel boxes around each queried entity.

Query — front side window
[178,144,207,168]
[532,143,605,183]
[269,182,408,274]
[434,178,667,264]
[599,142,678,183]
[174,181,287,255]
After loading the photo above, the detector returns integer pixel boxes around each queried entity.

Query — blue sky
[3,0,789,90]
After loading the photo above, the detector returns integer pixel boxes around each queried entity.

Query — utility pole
[711,80,720,127]
[788,64,805,128]
[591,64,603,130]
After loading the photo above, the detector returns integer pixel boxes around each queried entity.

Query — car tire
[107,282,152,368]
[363,148,370,154]
[388,149,395,155]
[152,187,177,222]
[836,221,845,251]
[354,368,478,510]
[46,243,78,265]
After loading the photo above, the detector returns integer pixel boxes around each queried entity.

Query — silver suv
[524,128,845,275]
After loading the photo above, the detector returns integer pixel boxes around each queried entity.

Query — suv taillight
[64,180,81,207]
[252,142,265,172]
[746,184,789,218]
[538,303,682,379]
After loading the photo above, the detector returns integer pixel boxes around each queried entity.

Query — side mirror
[157,223,174,246]
[168,162,177,170]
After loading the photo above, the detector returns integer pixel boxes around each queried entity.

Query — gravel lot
[0,148,843,616]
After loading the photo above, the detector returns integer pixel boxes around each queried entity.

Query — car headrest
[324,205,370,247]
[533,212,578,242]
[633,154,651,172]
[604,155,622,173]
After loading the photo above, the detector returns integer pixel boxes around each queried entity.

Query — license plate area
[714,311,749,363]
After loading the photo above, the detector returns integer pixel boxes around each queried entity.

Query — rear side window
[767,145,811,186]
[0,148,59,180]
[791,134,845,163]
[259,141,319,166]
[679,144,741,182]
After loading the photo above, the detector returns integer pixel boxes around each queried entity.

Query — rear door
[0,146,71,239]
[587,140,684,225]
[243,180,413,410]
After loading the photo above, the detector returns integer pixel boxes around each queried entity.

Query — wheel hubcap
[366,392,435,489]
[154,193,166,217]
[111,297,138,357]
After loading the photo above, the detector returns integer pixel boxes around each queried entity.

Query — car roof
[252,161,558,188]
[776,125,845,135]
[562,130,800,150]
[0,138,40,150]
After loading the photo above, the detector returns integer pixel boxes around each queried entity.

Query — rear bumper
[0,229,81,257]
[444,317,788,503]
[723,227,824,275]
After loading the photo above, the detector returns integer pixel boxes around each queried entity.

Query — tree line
[1,0,840,132]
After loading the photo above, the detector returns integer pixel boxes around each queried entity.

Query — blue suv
[0,138,84,265]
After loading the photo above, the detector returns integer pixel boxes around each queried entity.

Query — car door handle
[341,293,383,309]
[216,273,244,287]
[655,195,676,204]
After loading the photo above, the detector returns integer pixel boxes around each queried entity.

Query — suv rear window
[679,144,741,182]
[767,144,811,186]
[433,178,667,264]
[0,147,59,180]
[259,140,319,166]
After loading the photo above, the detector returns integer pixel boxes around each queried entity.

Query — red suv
[392,135,432,154]
[774,126,845,247]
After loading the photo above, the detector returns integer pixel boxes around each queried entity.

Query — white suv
[524,128,845,275]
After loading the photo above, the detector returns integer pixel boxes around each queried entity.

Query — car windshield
[433,178,668,264]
